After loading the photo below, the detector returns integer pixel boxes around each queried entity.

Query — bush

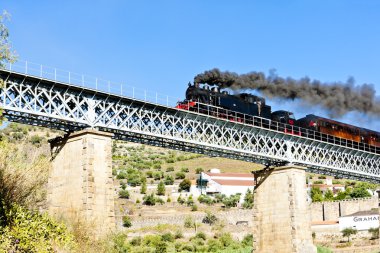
[166,166,175,172]
[119,189,130,199]
[222,194,241,208]
[241,234,253,246]
[242,189,254,209]
[175,172,186,179]
[195,232,207,240]
[0,204,76,252]
[116,171,127,179]
[191,205,198,211]
[179,178,191,192]
[130,236,142,246]
[202,211,218,225]
[368,227,379,239]
[181,167,189,173]
[164,175,174,185]
[161,232,174,242]
[184,216,195,228]
[140,181,147,194]
[122,215,132,227]
[195,167,204,174]
[30,135,43,146]
[143,193,156,206]
[157,181,166,195]
[174,230,183,239]
[198,194,214,205]
[342,227,357,242]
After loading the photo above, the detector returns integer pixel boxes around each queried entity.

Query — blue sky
[2,0,380,130]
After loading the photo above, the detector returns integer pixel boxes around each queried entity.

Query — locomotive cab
[271,110,295,125]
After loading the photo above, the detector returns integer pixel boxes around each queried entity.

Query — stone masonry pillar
[253,165,316,253]
[47,129,115,235]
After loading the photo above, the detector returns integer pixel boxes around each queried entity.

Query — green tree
[242,189,254,209]
[341,227,357,242]
[157,181,165,196]
[140,180,147,194]
[324,189,334,201]
[350,186,371,198]
[310,187,324,202]
[179,178,191,192]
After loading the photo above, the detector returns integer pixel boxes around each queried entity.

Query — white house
[190,169,255,202]
[339,210,379,231]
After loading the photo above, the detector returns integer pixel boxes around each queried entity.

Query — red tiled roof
[212,179,255,186]
[205,172,254,178]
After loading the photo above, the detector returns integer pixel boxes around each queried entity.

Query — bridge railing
[3,60,182,107]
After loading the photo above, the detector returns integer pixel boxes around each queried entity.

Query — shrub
[157,181,166,195]
[161,232,174,242]
[195,167,204,174]
[195,232,207,241]
[130,236,142,246]
[175,172,186,180]
[143,193,156,206]
[156,197,165,205]
[140,181,147,194]
[368,227,379,239]
[177,195,186,205]
[313,180,324,184]
[241,234,253,246]
[0,204,76,252]
[174,230,183,239]
[184,216,195,228]
[30,135,43,146]
[179,178,191,192]
[198,194,214,205]
[166,166,175,172]
[181,167,189,173]
[146,170,153,178]
[120,182,127,190]
[222,194,241,208]
[119,189,130,199]
[202,211,218,225]
[164,175,174,185]
[191,205,198,211]
[342,227,357,242]
[242,189,254,209]
[122,215,132,227]
[117,171,127,179]
[187,195,194,206]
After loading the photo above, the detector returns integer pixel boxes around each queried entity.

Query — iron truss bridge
[0,69,379,183]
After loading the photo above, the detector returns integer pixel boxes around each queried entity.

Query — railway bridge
[1,62,379,252]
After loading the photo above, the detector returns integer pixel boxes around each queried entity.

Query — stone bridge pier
[253,165,316,253]
[47,129,115,236]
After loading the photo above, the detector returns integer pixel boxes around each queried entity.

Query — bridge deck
[1,69,379,183]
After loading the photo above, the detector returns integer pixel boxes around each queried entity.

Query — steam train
[176,83,380,149]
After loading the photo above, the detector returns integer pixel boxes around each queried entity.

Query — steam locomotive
[176,83,380,149]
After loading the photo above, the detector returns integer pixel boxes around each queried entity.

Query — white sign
[339,214,379,231]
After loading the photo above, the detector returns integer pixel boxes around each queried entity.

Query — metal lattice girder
[1,70,379,183]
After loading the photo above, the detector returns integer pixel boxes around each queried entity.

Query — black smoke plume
[194,68,380,117]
